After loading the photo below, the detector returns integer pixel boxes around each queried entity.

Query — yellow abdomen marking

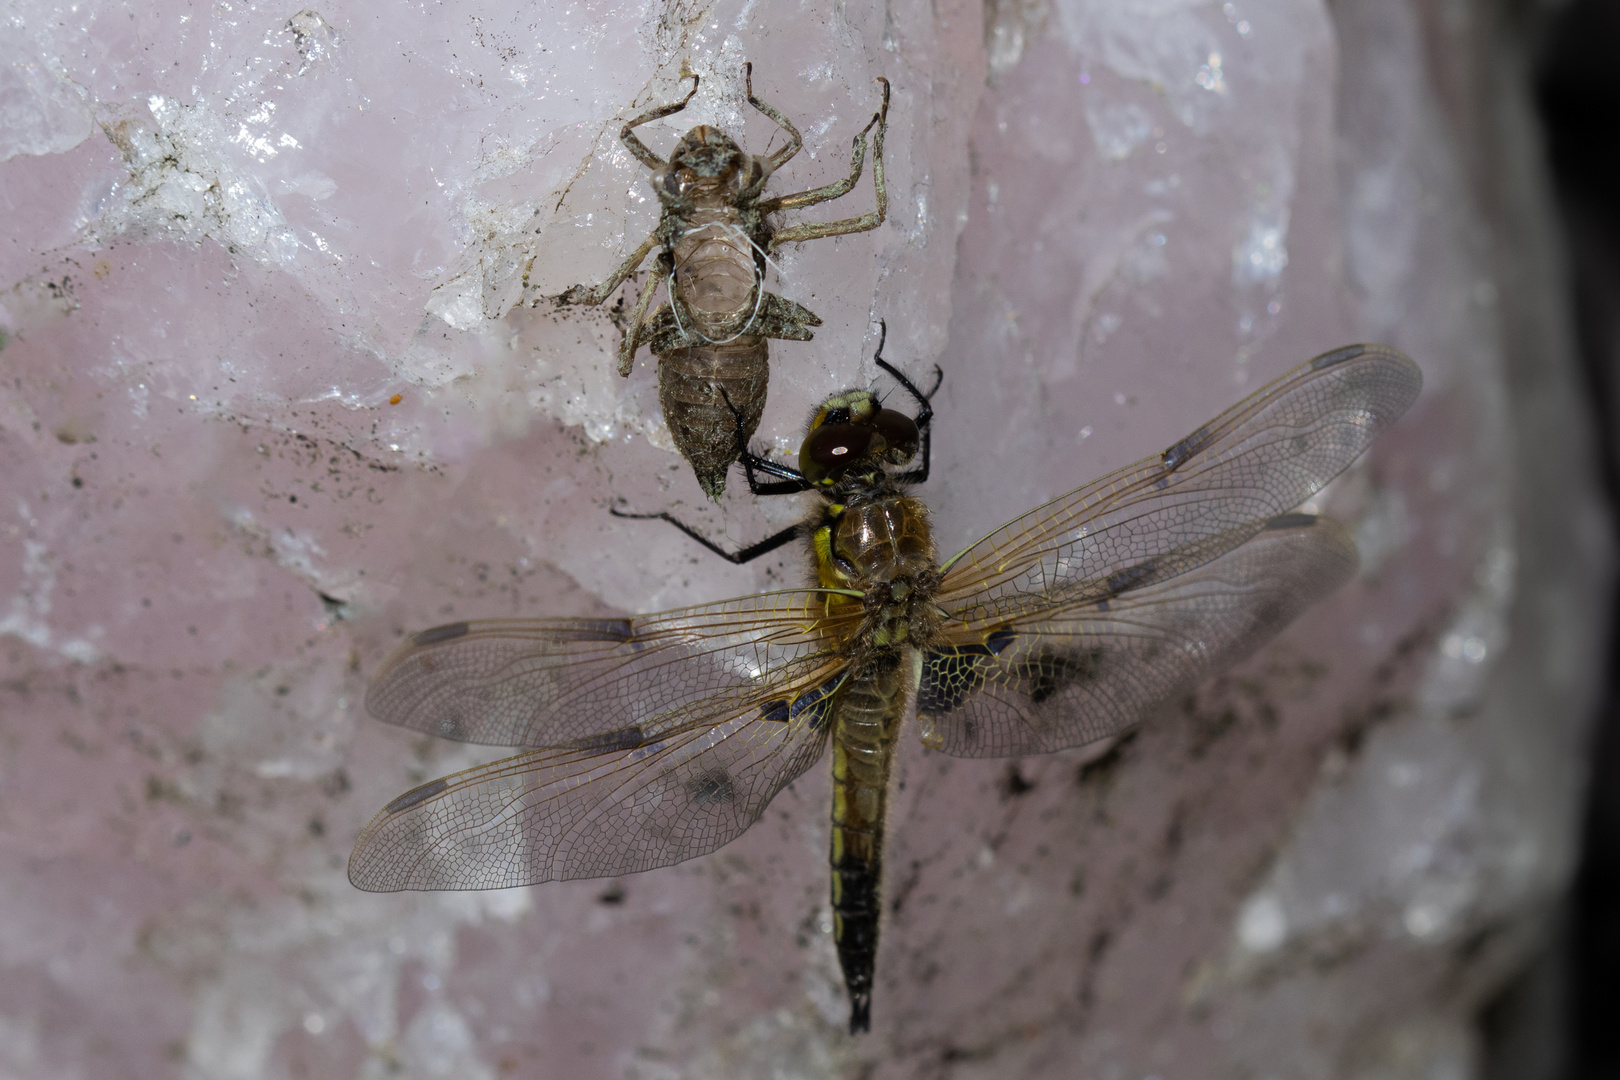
[813,525,843,590]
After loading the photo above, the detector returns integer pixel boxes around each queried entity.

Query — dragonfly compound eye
[870,409,920,464]
[800,423,877,482]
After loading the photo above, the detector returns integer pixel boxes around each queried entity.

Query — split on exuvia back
[550,65,889,500]
[348,339,1421,1034]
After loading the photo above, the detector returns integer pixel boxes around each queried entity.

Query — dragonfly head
[799,389,921,485]
[658,127,759,204]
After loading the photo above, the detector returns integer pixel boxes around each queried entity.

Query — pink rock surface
[0,0,1606,1077]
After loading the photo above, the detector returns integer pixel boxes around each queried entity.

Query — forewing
[365,590,860,748]
[349,658,848,890]
[918,514,1357,758]
[936,344,1418,622]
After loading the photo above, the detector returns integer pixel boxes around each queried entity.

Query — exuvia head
[655,127,767,203]
[798,389,922,485]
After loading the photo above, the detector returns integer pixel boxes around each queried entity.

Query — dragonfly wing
[365,590,857,747]
[349,658,848,890]
[936,344,1418,623]
[917,514,1356,758]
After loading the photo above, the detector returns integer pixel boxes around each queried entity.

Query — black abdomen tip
[848,993,871,1034]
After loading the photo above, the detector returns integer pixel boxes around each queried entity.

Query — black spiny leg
[609,386,809,561]
[612,323,948,561]
[716,386,815,497]
[608,504,802,564]
[870,321,943,485]
[737,449,813,496]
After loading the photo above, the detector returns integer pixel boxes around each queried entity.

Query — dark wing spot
[917,652,978,715]
[918,629,1020,716]
[1104,561,1156,598]
[1026,664,1060,703]
[583,619,635,641]
[412,622,469,646]
[760,699,791,723]
[942,629,1019,660]
[1161,425,1217,471]
[563,725,646,753]
[1022,649,1105,704]
[385,777,448,814]
[790,673,847,732]
[1265,512,1318,530]
[1311,343,1366,370]
[686,770,735,805]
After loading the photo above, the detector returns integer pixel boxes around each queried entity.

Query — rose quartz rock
[0,0,1605,1076]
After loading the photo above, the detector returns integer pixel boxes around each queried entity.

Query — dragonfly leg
[870,322,943,485]
[761,78,889,239]
[619,75,700,170]
[745,63,803,177]
[713,386,814,496]
[610,504,802,564]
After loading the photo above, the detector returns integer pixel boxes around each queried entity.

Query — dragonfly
[349,340,1421,1034]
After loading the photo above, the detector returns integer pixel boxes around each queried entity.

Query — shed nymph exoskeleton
[550,65,890,499]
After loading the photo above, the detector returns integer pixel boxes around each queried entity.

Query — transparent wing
[349,655,849,890]
[917,514,1357,757]
[935,344,1419,623]
[365,590,862,748]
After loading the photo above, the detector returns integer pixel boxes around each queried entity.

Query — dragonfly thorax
[814,494,937,591]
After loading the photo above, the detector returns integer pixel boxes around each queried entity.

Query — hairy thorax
[814,491,944,657]
[834,496,935,585]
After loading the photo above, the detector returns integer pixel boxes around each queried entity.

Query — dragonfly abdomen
[828,653,908,1034]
